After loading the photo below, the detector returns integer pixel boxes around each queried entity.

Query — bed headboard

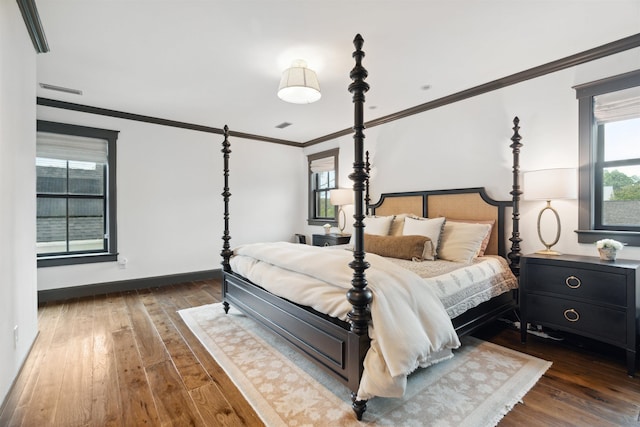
[369,187,511,258]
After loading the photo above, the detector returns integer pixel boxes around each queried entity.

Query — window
[575,69,640,246]
[307,149,338,226]
[36,121,118,266]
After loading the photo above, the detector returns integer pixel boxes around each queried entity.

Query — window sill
[38,253,118,267]
[308,219,338,227]
[575,230,640,247]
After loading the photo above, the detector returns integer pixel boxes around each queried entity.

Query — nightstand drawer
[526,294,627,344]
[312,234,351,247]
[525,264,626,306]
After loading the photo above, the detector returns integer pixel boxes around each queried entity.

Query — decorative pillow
[364,233,432,261]
[389,213,409,236]
[438,222,493,263]
[447,219,495,256]
[402,216,446,260]
[349,215,395,246]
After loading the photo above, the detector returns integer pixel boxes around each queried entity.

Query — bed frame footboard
[223,272,369,393]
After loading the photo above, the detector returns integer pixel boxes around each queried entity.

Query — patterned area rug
[179,303,551,427]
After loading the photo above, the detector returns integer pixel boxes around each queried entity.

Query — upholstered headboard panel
[369,188,510,257]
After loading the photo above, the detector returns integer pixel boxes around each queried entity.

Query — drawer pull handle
[565,276,581,289]
[564,308,580,322]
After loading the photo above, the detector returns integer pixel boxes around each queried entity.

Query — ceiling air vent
[275,122,292,129]
[39,83,83,95]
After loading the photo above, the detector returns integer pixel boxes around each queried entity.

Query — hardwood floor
[0,279,638,426]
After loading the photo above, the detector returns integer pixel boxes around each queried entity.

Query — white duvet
[230,242,461,400]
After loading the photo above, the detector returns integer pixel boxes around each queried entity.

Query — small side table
[312,233,351,247]
[520,253,640,376]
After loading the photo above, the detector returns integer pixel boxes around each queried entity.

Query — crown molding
[17,0,49,53]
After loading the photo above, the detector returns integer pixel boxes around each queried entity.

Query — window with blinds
[575,70,640,245]
[36,121,119,266]
[307,148,338,225]
[594,86,640,229]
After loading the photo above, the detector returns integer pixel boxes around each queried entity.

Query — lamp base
[535,248,562,256]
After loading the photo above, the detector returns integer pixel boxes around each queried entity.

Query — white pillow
[402,216,446,260]
[438,222,492,263]
[349,215,394,246]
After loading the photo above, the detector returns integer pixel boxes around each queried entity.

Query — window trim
[307,148,339,226]
[574,69,640,246]
[36,120,119,267]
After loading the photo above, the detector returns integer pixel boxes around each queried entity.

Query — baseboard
[37,269,222,303]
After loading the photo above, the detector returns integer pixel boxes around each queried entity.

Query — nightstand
[520,253,640,376]
[312,233,351,247]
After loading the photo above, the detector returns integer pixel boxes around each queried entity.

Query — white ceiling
[34,1,640,145]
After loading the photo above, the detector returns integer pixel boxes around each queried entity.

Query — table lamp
[329,188,354,235]
[524,168,577,255]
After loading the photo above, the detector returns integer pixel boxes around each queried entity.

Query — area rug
[179,303,551,426]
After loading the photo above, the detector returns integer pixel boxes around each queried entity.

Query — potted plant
[595,239,624,261]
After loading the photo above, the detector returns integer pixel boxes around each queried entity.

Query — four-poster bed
[220,34,523,421]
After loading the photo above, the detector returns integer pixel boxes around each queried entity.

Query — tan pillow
[389,213,409,236]
[447,219,495,256]
[402,216,446,259]
[364,233,432,261]
[438,222,492,263]
[349,215,395,246]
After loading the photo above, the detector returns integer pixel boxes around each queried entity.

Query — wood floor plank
[90,294,124,427]
[0,301,64,427]
[53,297,95,426]
[123,291,169,367]
[112,328,161,426]
[153,285,263,426]
[146,360,206,427]
[189,383,247,427]
[20,300,78,426]
[139,292,211,391]
[105,292,132,333]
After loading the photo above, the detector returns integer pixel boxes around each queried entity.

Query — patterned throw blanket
[230,242,461,400]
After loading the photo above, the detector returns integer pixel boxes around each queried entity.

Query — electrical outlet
[13,325,18,348]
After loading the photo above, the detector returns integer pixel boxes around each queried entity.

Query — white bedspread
[230,242,461,400]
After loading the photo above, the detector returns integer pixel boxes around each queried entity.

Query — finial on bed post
[508,117,522,276]
[221,125,233,275]
[365,151,371,215]
[347,32,371,423]
[347,33,372,336]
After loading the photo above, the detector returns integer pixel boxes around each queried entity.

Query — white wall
[0,1,39,405]
[305,47,640,260]
[36,107,307,290]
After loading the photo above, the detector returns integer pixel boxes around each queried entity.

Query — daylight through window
[575,70,640,245]
[36,121,118,266]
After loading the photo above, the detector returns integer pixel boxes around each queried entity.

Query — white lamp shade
[524,168,578,201]
[330,188,353,206]
[277,60,321,104]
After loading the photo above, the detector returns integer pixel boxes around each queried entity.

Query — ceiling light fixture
[277,59,321,104]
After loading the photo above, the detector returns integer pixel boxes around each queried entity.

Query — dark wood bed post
[365,151,371,215]
[347,34,371,420]
[508,117,523,276]
[221,125,232,314]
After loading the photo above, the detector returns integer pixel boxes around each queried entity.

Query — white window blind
[310,156,334,173]
[36,132,108,163]
[594,86,640,124]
